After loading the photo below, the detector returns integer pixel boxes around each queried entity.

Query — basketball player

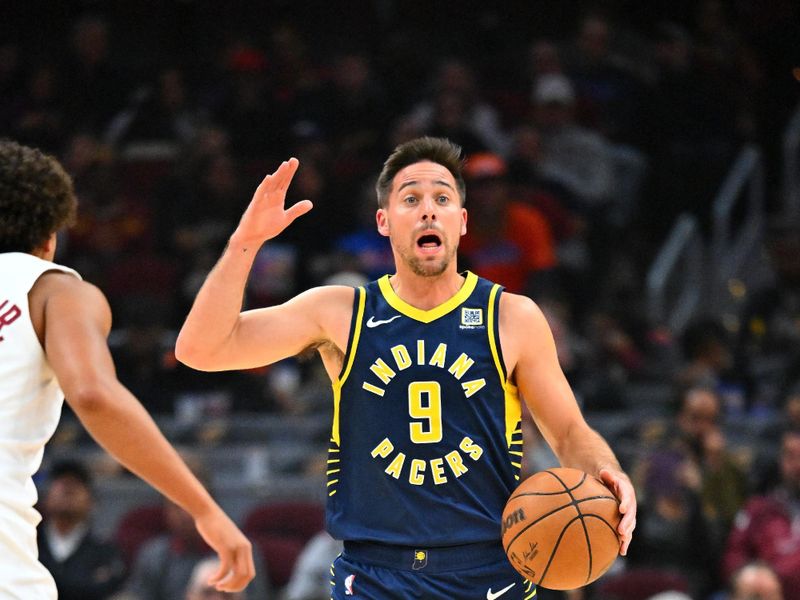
[177,137,636,598]
[0,139,255,598]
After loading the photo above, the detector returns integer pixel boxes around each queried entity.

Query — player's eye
[404,196,418,204]
[437,195,449,204]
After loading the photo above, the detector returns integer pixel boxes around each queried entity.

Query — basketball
[501,467,620,590]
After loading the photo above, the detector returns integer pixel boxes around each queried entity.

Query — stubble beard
[399,241,457,277]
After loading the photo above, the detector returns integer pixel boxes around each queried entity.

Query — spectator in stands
[723,430,800,600]
[38,459,127,600]
[115,66,199,149]
[283,530,343,600]
[185,557,246,600]
[563,11,648,145]
[125,466,270,600]
[7,63,67,154]
[677,318,746,414]
[531,73,615,213]
[729,562,783,600]
[631,385,747,597]
[404,58,510,156]
[62,15,128,133]
[458,151,557,296]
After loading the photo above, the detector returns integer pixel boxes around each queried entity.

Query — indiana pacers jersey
[327,271,522,546]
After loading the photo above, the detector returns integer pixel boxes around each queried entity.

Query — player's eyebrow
[398,179,455,193]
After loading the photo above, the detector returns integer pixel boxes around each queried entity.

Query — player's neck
[388,267,465,311]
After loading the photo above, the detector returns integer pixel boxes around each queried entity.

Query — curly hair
[375,137,466,208]
[0,139,77,253]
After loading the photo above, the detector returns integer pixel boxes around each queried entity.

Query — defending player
[0,139,254,598]
[177,137,636,598]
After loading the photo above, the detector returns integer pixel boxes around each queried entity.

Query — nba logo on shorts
[344,574,356,595]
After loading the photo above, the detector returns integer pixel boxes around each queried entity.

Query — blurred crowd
[3,1,799,599]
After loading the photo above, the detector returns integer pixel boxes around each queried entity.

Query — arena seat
[594,567,690,600]
[242,501,325,588]
[113,503,167,568]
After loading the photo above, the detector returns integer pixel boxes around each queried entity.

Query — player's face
[377,161,467,277]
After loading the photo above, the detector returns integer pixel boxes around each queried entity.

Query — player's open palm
[235,157,313,244]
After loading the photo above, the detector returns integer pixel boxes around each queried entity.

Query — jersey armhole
[334,286,366,387]
[487,284,507,385]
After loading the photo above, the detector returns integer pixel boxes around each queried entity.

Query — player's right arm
[175,157,350,372]
[33,273,255,592]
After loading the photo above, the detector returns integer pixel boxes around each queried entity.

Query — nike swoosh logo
[366,315,402,328]
[487,583,516,600]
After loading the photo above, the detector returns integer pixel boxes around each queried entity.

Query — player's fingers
[215,546,255,592]
[620,533,632,556]
[206,554,233,587]
[275,157,300,194]
[617,509,636,556]
[285,199,314,222]
[254,159,295,200]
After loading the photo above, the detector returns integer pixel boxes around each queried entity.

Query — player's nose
[420,196,438,220]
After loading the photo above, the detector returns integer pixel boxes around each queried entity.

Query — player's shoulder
[293,284,358,321]
[31,270,109,310]
[498,291,547,324]
[298,284,357,305]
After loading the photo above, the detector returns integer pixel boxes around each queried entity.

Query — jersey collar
[377,271,478,323]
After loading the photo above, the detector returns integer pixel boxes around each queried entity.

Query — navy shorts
[330,541,535,599]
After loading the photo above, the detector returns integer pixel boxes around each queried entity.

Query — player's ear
[460,208,467,236]
[34,233,58,260]
[377,208,390,237]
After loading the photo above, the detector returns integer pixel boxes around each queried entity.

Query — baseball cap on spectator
[463,153,507,180]
[533,74,576,105]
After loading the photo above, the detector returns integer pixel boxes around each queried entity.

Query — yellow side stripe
[326,469,340,475]
[511,461,522,468]
[509,450,523,456]
[327,459,340,463]
[328,490,337,496]
[327,479,339,486]
[331,286,366,445]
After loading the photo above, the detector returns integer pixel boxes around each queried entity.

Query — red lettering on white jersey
[0,300,21,342]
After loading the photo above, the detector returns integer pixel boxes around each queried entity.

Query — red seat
[113,504,167,568]
[595,567,690,600]
[242,501,325,588]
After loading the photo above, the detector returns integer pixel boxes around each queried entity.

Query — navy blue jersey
[327,272,523,545]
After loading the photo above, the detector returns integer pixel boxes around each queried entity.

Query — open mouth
[416,233,442,249]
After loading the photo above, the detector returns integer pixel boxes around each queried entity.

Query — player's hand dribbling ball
[501,468,620,590]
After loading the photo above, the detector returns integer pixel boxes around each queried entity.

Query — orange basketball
[501,467,621,590]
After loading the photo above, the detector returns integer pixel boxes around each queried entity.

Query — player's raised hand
[599,468,637,556]
[233,158,313,245]
[193,508,256,592]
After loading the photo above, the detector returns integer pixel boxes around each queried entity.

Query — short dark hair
[49,459,92,490]
[375,137,466,208]
[0,139,77,253]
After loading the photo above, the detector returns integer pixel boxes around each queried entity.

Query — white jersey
[0,252,80,599]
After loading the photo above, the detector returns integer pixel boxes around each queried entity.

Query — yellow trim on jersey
[487,284,506,384]
[487,283,522,447]
[377,271,479,323]
[505,383,522,448]
[331,286,366,446]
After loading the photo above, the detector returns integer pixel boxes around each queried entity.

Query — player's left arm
[502,293,636,554]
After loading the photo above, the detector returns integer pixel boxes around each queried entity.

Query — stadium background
[3,1,799,598]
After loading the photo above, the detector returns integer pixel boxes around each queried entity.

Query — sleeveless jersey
[327,271,522,546]
[0,252,80,599]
